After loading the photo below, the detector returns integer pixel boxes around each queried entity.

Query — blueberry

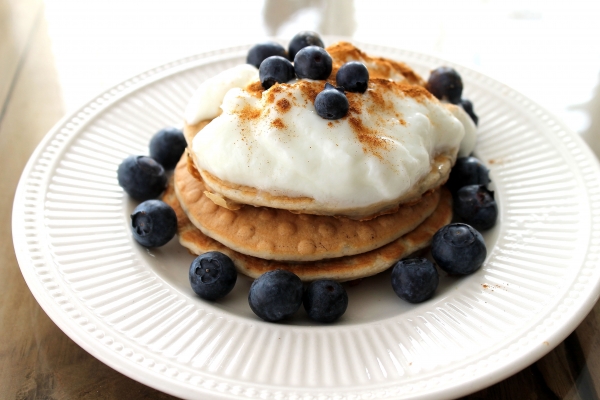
[336,61,369,93]
[247,41,287,69]
[446,156,490,194]
[427,66,463,104]
[431,223,486,275]
[303,280,348,323]
[248,269,303,322]
[314,83,349,120]
[259,56,295,90]
[117,155,167,200]
[130,200,177,247]
[149,127,186,170]
[294,46,332,80]
[454,185,498,231]
[391,258,439,303]
[460,98,478,126]
[288,31,324,61]
[189,251,238,301]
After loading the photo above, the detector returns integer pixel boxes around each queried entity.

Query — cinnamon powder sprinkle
[276,98,291,113]
[266,85,285,104]
[397,82,434,102]
[246,81,264,98]
[298,81,321,103]
[235,105,262,120]
[271,118,286,129]
[348,116,388,157]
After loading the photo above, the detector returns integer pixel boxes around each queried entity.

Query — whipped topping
[190,75,476,209]
[448,103,477,157]
[185,64,258,124]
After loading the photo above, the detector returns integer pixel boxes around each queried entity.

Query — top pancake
[174,155,441,261]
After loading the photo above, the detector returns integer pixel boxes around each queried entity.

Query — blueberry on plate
[336,61,369,93]
[288,31,324,61]
[294,46,332,80]
[460,98,478,126]
[431,223,486,275]
[189,251,237,301]
[248,269,303,322]
[391,258,439,303]
[427,66,463,104]
[446,156,490,194]
[314,83,349,120]
[130,200,177,247]
[247,41,287,69]
[454,185,498,231]
[117,155,167,200]
[259,56,295,90]
[149,127,186,170]
[303,279,348,323]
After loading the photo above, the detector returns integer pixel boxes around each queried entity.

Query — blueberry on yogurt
[336,61,369,93]
[314,83,349,120]
[288,31,325,61]
[294,46,332,80]
[259,56,295,89]
[427,66,463,104]
[247,41,287,69]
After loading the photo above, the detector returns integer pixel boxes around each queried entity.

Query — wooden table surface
[2,1,600,399]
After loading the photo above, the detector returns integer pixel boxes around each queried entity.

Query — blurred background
[20,0,600,152]
[2,0,600,398]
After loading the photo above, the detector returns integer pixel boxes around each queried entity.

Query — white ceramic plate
[13,43,600,400]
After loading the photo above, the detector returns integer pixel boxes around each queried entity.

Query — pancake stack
[162,43,472,282]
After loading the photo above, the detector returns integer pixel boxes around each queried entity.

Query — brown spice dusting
[373,57,424,85]
[326,41,426,86]
[327,122,334,127]
[397,82,434,102]
[235,105,262,120]
[266,85,285,104]
[348,116,388,157]
[346,92,365,115]
[271,118,286,129]
[276,98,291,113]
[298,80,321,103]
[246,81,264,98]
[399,119,407,126]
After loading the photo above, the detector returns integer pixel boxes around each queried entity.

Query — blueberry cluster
[448,156,498,231]
[248,269,348,323]
[117,127,186,247]
[247,31,371,121]
[188,252,349,323]
[427,67,478,125]
[391,222,488,302]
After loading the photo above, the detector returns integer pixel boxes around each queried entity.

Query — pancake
[173,155,441,262]
[163,178,453,282]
